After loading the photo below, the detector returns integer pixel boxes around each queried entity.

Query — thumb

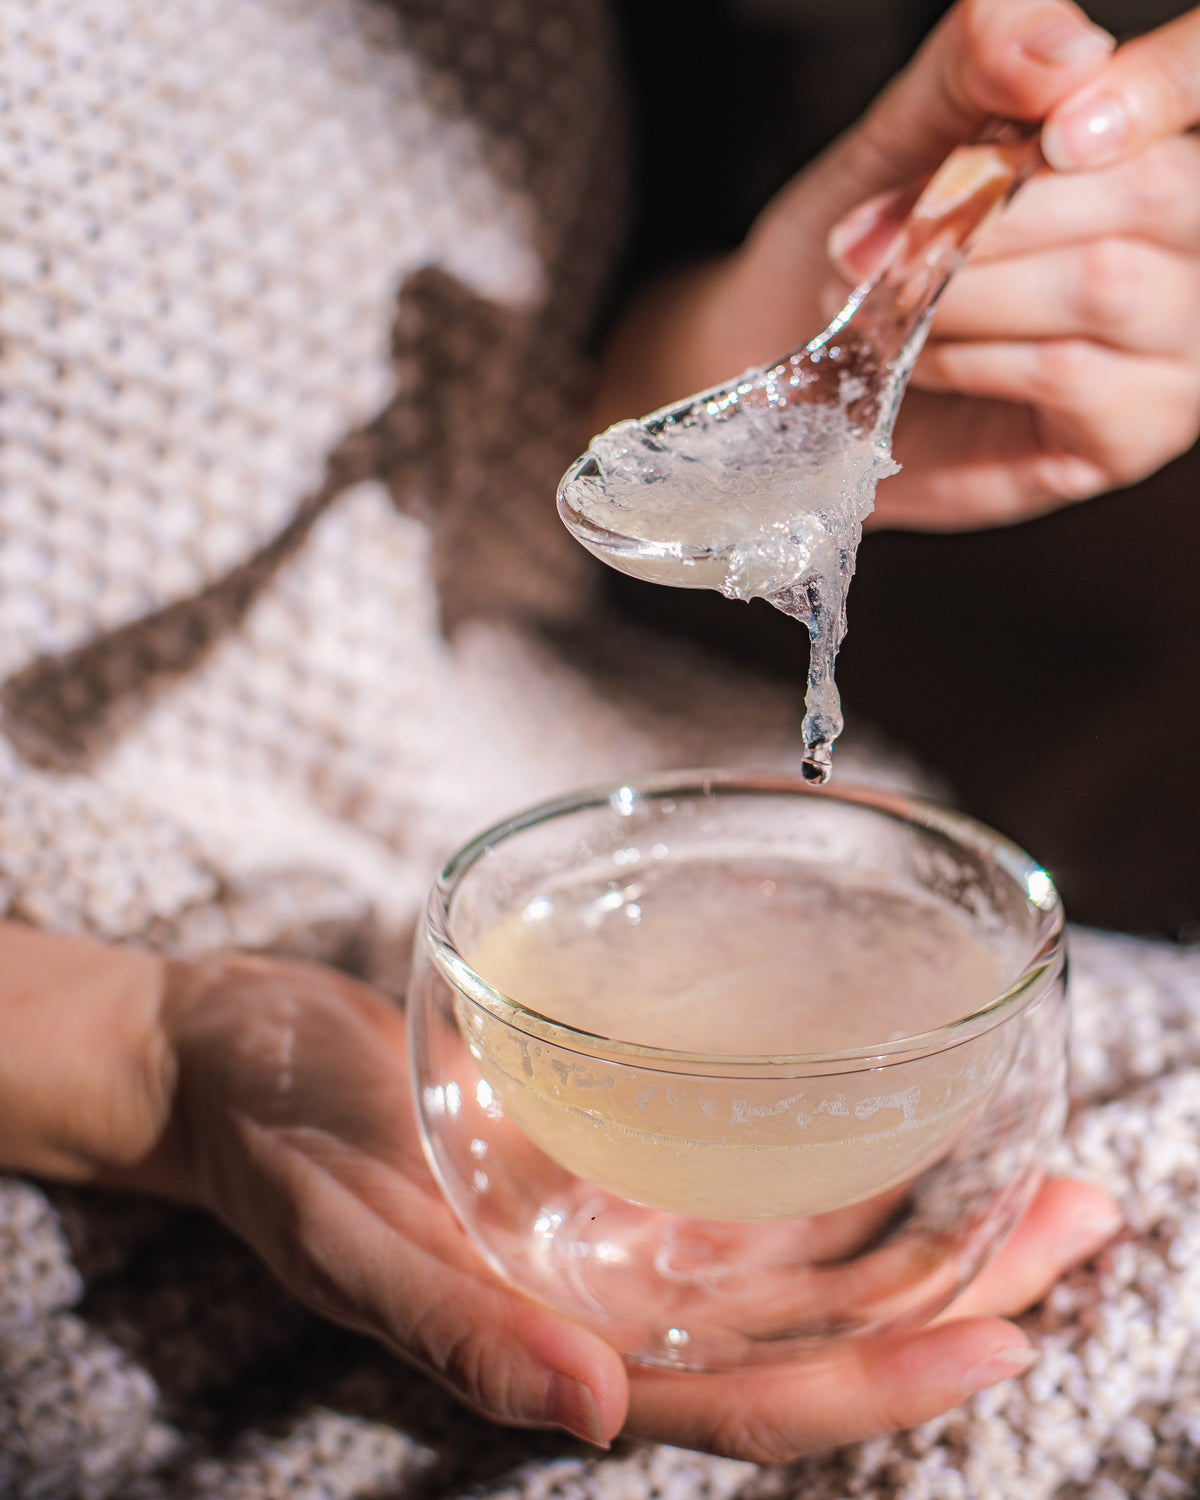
[751,0,1114,296]
[1042,9,1200,171]
[820,0,1114,211]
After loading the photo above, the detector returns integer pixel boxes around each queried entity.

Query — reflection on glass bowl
[408,772,1067,1372]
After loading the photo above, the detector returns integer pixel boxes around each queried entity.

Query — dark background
[609,0,1200,938]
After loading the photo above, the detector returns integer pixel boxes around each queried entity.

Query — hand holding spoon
[558,125,1042,782]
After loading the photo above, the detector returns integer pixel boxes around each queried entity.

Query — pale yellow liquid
[461,860,1011,1219]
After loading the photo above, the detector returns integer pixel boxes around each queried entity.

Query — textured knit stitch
[1,3,1199,1498]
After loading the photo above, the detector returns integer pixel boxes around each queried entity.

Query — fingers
[826,114,1200,534]
[1043,7,1200,172]
[972,137,1200,259]
[624,1317,1036,1463]
[622,1176,1120,1463]
[878,342,1200,530]
[912,338,1200,491]
[830,134,1200,289]
[930,238,1200,354]
[235,1117,630,1445]
[941,1177,1122,1321]
[748,0,1116,297]
[716,0,1128,393]
[176,960,629,1446]
[880,392,1097,527]
[825,0,1114,203]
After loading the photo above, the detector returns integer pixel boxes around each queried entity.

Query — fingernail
[1058,1208,1124,1264]
[1042,94,1128,171]
[959,1344,1039,1401]
[827,201,883,267]
[827,189,905,271]
[1024,18,1115,66]
[546,1373,610,1448]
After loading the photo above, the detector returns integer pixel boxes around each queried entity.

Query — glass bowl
[408,772,1067,1372]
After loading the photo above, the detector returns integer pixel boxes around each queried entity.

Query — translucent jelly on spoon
[558,128,1042,781]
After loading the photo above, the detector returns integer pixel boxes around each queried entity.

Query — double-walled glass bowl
[408,773,1066,1372]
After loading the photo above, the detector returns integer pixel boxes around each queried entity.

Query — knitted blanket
[4,927,1200,1499]
[3,2,1200,1495]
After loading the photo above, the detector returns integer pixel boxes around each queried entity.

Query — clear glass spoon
[558,123,1042,782]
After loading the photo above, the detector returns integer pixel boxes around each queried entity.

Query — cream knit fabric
[2,2,1200,1496]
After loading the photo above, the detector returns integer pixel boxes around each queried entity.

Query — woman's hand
[849,0,1200,528]
[838,127,1200,527]
[128,950,1119,1459]
[623,1176,1118,1459]
[131,953,630,1447]
[0,923,1119,1457]
[590,0,1200,532]
[1042,5,1200,173]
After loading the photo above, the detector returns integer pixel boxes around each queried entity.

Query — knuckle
[439,1327,497,1410]
[1160,390,1200,460]
[872,1391,926,1440]
[1029,338,1096,401]
[957,0,1016,63]
[706,1411,811,1466]
[1123,382,1200,479]
[1118,139,1186,237]
[1073,239,1152,339]
[407,1303,521,1423]
[954,0,995,67]
[1153,47,1200,138]
[954,0,1081,109]
[1182,372,1200,440]
[705,1387,913,1464]
[1035,455,1105,506]
[406,1299,468,1378]
[1104,369,1200,483]
[1181,141,1200,246]
[950,2,1018,109]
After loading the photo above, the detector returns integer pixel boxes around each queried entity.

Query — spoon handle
[807,121,1044,435]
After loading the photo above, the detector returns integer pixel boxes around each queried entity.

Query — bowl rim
[424,769,1065,1078]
